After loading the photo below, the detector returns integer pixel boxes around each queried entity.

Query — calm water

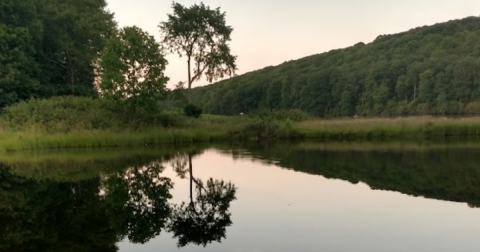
[2,142,480,251]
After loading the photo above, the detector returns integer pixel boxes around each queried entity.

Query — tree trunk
[187,57,192,103]
[64,50,75,93]
[189,153,193,204]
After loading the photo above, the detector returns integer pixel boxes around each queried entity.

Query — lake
[1,141,480,251]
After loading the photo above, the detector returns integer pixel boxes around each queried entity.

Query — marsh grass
[0,128,229,152]
[4,97,480,152]
[295,116,480,139]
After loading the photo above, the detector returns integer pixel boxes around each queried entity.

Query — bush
[184,104,203,118]
[0,96,180,132]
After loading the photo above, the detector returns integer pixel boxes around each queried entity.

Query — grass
[3,97,480,152]
[0,128,230,152]
[294,116,480,140]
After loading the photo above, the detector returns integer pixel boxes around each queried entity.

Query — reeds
[295,116,480,139]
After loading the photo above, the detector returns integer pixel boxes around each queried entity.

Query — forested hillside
[191,16,480,117]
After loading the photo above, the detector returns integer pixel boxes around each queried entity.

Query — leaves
[159,2,237,101]
[99,26,169,112]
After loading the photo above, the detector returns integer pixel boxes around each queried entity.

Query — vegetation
[4,1,480,151]
[293,116,480,140]
[160,2,237,102]
[99,26,169,112]
[183,104,203,118]
[0,0,115,107]
[191,16,480,117]
[4,97,480,151]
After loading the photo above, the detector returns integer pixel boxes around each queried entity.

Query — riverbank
[3,97,480,151]
[3,115,480,152]
[294,116,480,140]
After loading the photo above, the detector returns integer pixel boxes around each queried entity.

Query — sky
[106,0,480,88]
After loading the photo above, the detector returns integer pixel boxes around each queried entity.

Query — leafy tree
[99,26,169,112]
[0,0,116,108]
[159,2,237,102]
[36,0,116,96]
[0,0,40,108]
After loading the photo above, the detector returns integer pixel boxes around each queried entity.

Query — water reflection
[169,153,236,247]
[236,142,480,208]
[0,150,237,251]
[3,142,480,251]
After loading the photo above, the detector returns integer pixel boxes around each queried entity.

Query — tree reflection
[169,153,237,247]
[0,152,237,250]
[102,161,173,244]
[0,165,119,252]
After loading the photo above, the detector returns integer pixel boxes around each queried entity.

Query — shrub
[184,104,203,118]
[0,96,179,132]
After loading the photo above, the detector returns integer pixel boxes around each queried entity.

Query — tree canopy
[191,16,480,117]
[99,26,169,111]
[0,0,116,108]
[160,2,237,102]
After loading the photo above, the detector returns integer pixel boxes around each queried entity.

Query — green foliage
[0,0,116,106]
[0,96,185,134]
[0,0,40,107]
[232,116,300,141]
[191,17,480,117]
[99,26,169,112]
[1,96,119,132]
[160,2,237,101]
[183,104,203,118]
[249,109,311,122]
[0,0,116,108]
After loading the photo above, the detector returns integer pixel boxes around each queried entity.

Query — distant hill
[191,16,480,117]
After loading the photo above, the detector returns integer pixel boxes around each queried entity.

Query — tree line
[191,16,480,117]
[0,0,236,113]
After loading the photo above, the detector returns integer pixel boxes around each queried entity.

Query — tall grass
[295,116,480,139]
[3,97,480,152]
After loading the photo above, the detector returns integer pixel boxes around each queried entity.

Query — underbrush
[295,116,480,139]
[0,96,191,133]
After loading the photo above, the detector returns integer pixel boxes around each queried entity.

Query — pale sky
[106,0,480,88]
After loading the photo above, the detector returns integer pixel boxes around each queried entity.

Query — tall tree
[159,2,237,102]
[99,26,169,112]
[0,0,116,108]
[36,0,116,97]
[0,0,41,108]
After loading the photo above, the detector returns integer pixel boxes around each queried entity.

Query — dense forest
[0,0,116,108]
[191,16,480,117]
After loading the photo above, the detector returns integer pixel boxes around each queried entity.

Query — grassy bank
[3,97,480,151]
[295,116,480,140]
[4,116,480,152]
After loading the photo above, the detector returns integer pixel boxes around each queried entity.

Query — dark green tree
[0,0,40,108]
[36,0,116,96]
[99,26,169,112]
[159,2,237,102]
[0,0,116,108]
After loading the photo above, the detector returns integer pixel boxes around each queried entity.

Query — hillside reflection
[234,142,480,208]
[3,141,480,250]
